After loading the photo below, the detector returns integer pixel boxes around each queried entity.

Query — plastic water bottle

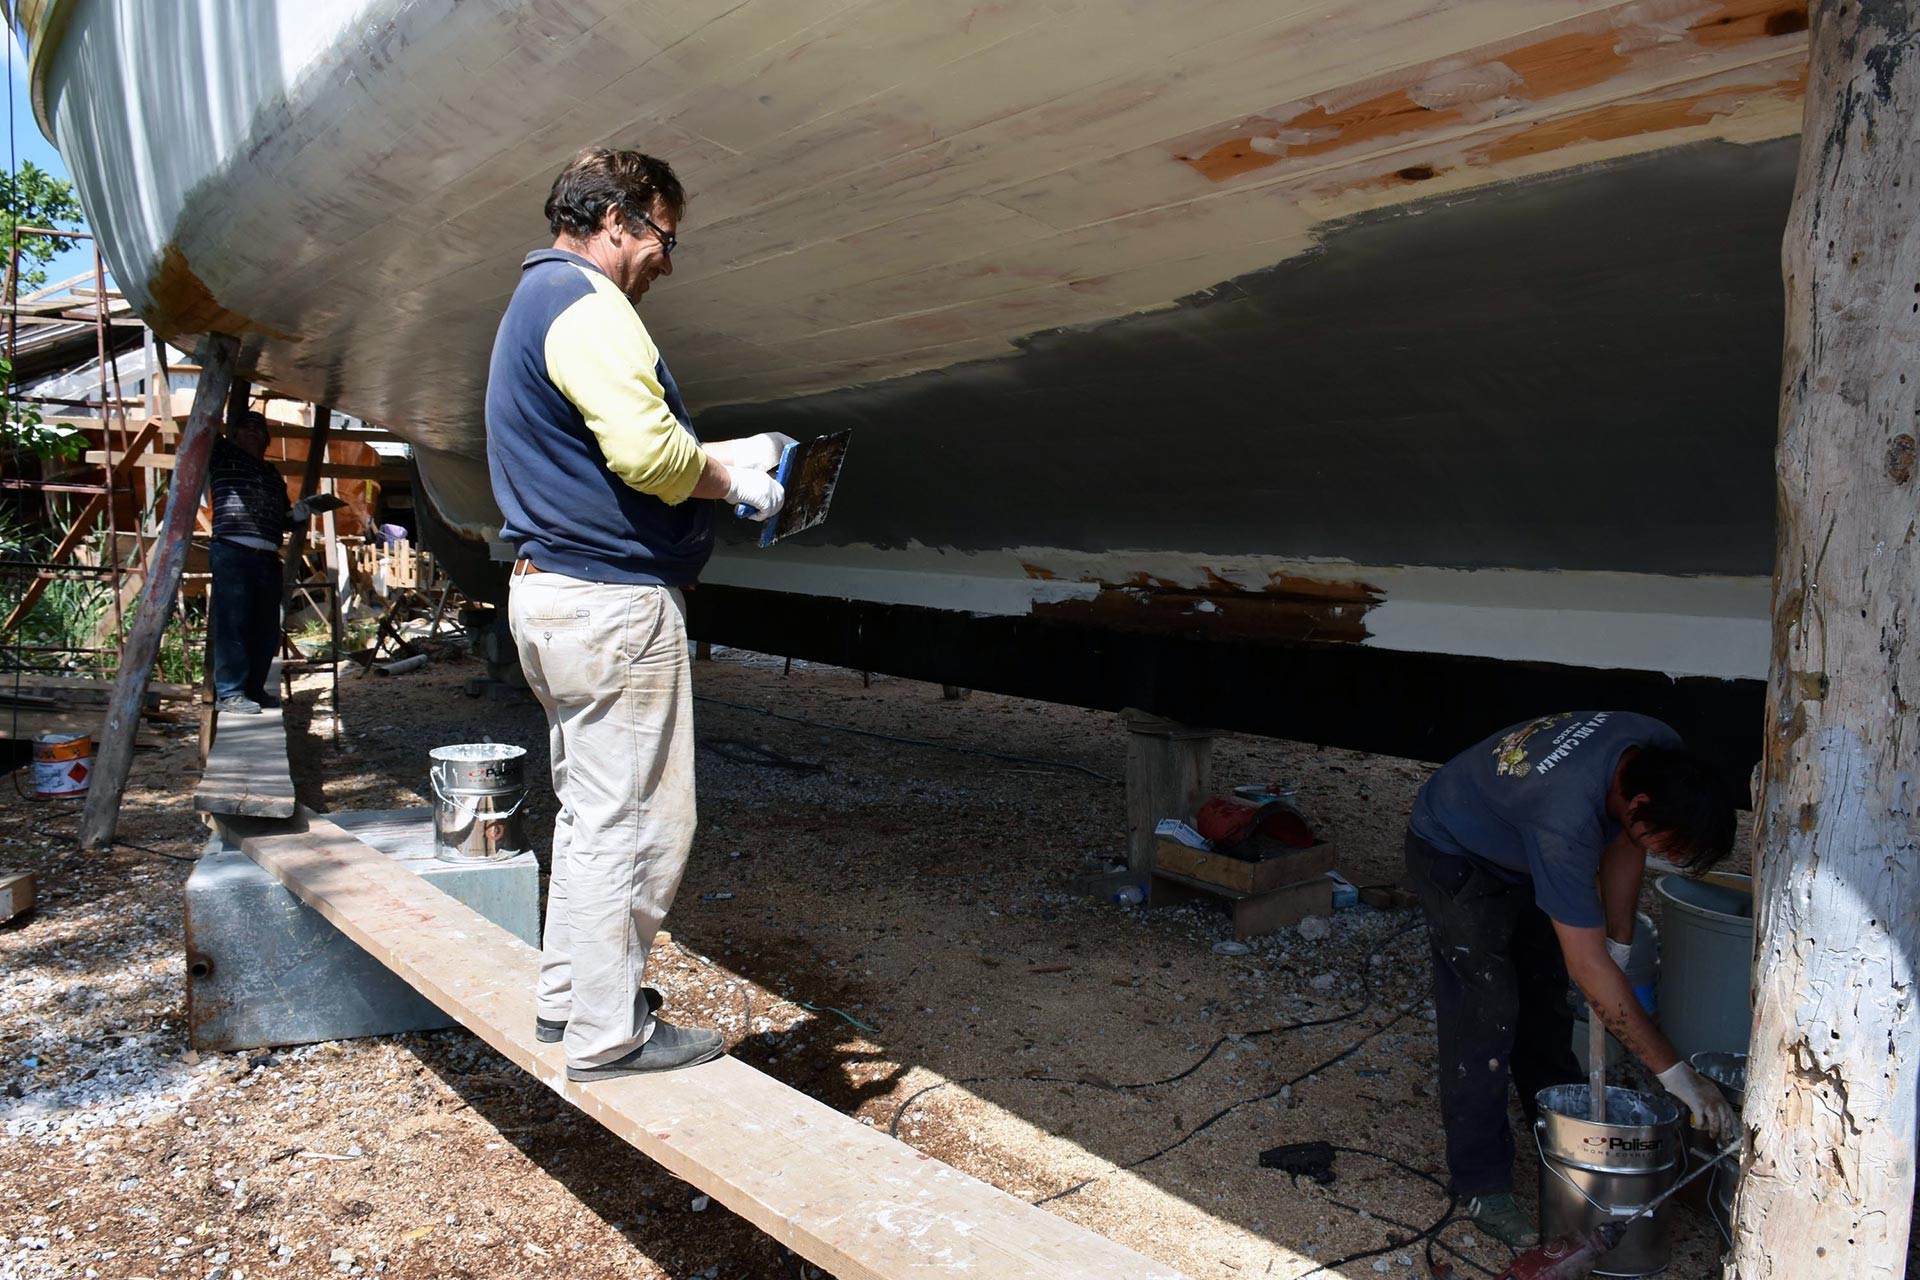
[1111,884,1145,906]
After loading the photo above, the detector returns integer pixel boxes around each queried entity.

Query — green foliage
[155,598,207,687]
[0,161,84,291]
[1,163,88,462]
[0,510,112,667]
[1,353,84,463]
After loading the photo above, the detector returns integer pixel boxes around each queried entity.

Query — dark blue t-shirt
[1409,711,1682,927]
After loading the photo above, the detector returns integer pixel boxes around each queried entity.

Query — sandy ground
[1,645,1751,1279]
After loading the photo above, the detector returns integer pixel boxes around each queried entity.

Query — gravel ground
[0,646,1741,1279]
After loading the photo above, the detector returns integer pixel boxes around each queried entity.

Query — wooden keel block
[1122,708,1217,877]
[0,870,37,924]
[239,812,1190,1280]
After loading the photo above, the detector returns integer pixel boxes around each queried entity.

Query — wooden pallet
[237,811,1189,1280]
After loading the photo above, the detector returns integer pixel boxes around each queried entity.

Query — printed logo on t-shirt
[1492,711,1613,778]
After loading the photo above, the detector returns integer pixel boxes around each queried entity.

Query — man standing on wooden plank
[208,410,336,714]
[485,148,790,1079]
[1401,710,1739,1247]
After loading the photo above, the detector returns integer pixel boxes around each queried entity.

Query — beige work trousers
[508,570,696,1068]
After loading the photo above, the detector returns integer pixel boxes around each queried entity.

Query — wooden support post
[1121,708,1216,878]
[1726,6,1920,1275]
[80,335,240,851]
[282,405,331,610]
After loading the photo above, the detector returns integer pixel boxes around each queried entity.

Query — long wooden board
[192,661,295,819]
[238,812,1188,1280]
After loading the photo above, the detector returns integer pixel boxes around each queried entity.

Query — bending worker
[485,147,790,1079]
[1403,710,1740,1248]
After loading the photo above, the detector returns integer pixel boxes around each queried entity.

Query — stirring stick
[1590,1009,1609,1123]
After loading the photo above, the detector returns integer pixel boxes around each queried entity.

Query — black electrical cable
[693,693,1120,784]
[885,920,1430,1217]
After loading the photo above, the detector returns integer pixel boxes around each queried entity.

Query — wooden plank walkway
[193,661,296,819]
[239,811,1188,1280]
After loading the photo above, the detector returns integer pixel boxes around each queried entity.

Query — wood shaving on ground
[0,650,1757,1278]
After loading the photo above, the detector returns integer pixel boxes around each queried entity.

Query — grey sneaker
[536,988,661,1044]
[1465,1192,1539,1248]
[566,1019,724,1080]
[216,695,262,715]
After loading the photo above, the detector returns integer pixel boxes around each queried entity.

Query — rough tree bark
[1726,3,1920,1275]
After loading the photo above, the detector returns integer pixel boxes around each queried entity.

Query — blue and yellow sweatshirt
[484,249,711,585]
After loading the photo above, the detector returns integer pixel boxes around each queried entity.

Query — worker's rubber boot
[565,1019,725,1080]
[536,987,661,1043]
[1463,1193,1539,1249]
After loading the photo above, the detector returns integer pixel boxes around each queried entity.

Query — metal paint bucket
[1690,1051,1747,1240]
[1654,874,1754,1062]
[1535,1084,1683,1277]
[429,743,528,862]
[32,732,92,797]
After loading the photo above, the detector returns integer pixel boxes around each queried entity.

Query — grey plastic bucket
[429,743,528,862]
[1690,1051,1747,1240]
[1654,875,1754,1062]
[1535,1084,1683,1277]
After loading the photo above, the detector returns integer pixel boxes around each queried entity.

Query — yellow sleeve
[544,279,706,506]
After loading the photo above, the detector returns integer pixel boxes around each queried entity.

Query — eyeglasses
[633,209,676,257]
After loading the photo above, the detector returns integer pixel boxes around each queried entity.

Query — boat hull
[13,0,1803,769]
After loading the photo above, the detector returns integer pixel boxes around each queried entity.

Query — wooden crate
[1153,836,1334,894]
[0,871,37,924]
[1150,868,1334,940]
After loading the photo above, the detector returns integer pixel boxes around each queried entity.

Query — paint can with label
[32,733,93,797]
[429,743,528,862]
[1535,1084,1683,1277]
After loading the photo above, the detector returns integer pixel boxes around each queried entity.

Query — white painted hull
[12,0,1806,701]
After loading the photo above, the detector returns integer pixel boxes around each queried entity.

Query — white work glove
[724,466,786,524]
[1657,1061,1739,1143]
[1606,937,1633,971]
[289,496,318,523]
[728,432,798,474]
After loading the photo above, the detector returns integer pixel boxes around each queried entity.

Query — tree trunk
[1726,4,1920,1275]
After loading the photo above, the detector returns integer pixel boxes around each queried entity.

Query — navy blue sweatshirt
[484,249,711,586]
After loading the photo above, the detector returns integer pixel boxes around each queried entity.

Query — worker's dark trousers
[1405,831,1581,1197]
[210,540,283,701]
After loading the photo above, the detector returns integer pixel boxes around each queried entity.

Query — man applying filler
[1404,711,1741,1247]
[485,147,790,1079]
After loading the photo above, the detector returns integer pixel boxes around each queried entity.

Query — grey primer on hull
[704,139,1793,578]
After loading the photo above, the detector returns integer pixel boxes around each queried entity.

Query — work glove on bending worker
[1606,937,1633,971]
[1657,1061,1739,1143]
[725,465,786,524]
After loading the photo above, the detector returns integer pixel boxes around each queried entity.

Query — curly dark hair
[1619,746,1737,872]
[544,148,685,240]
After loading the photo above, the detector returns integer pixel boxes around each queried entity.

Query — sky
[5,27,101,286]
